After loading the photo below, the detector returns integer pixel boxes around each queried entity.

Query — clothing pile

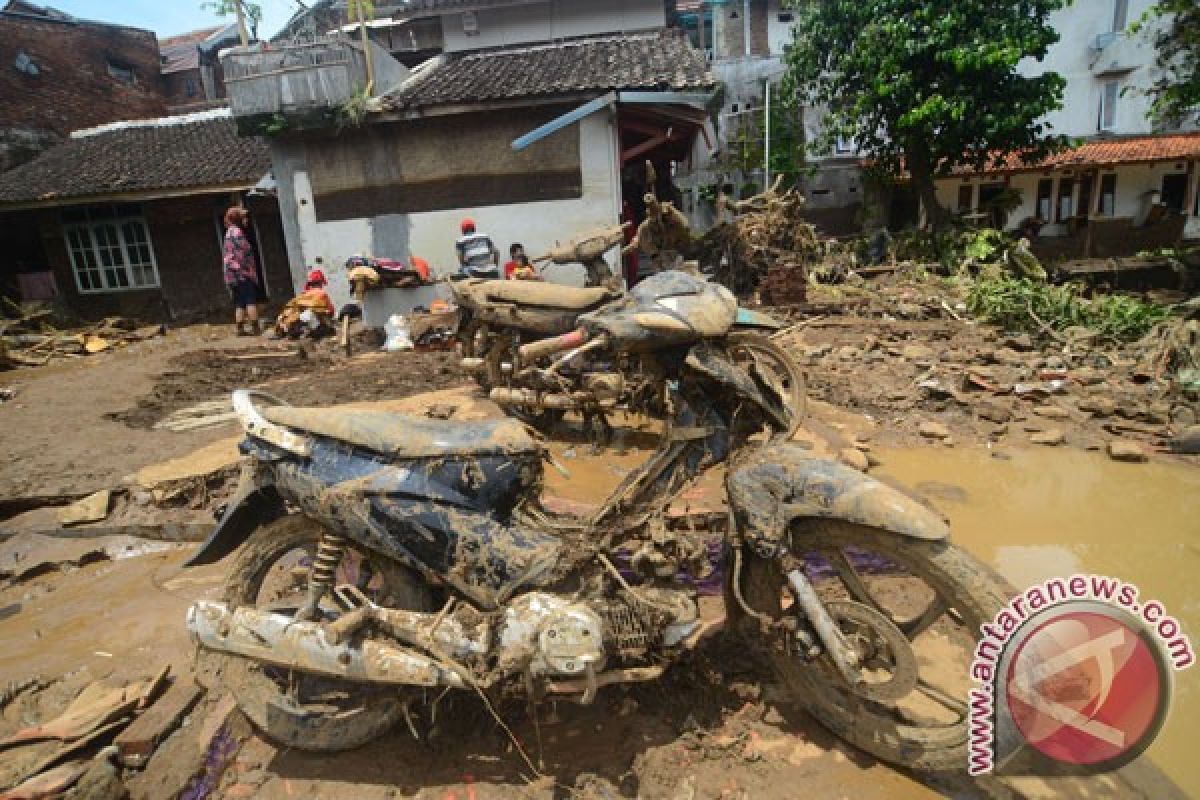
[345,255,432,289]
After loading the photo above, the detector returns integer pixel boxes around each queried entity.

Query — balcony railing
[222,38,395,119]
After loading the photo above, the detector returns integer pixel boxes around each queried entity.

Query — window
[1161,173,1188,212]
[1036,178,1054,220]
[957,184,974,212]
[1057,177,1075,221]
[1078,175,1094,217]
[1112,0,1129,31]
[835,135,855,155]
[1099,80,1119,131]
[106,59,136,84]
[1100,174,1117,215]
[184,77,196,98]
[62,206,159,293]
[777,12,794,22]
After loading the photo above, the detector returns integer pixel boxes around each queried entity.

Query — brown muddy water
[877,446,1200,797]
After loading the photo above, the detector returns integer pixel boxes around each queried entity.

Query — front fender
[727,444,948,557]
[184,485,285,567]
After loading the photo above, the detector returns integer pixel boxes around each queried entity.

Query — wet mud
[108,348,464,429]
[877,445,1200,797]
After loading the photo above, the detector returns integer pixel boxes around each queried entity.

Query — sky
[37,0,302,39]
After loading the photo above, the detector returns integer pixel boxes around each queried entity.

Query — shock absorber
[297,529,347,621]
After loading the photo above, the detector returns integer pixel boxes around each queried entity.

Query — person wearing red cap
[455,218,499,278]
[273,268,336,338]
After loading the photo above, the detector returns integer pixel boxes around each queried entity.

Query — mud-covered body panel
[727,444,949,557]
[271,437,560,608]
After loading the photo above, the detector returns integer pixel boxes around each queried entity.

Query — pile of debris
[0,667,204,800]
[700,178,823,298]
[1,307,164,370]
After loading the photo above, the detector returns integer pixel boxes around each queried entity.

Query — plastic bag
[383,313,414,351]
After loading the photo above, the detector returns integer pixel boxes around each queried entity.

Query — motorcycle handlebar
[519,328,590,362]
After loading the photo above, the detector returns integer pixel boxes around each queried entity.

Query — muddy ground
[1,285,1196,799]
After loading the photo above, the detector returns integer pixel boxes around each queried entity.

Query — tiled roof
[392,0,532,15]
[159,26,223,73]
[961,133,1200,175]
[380,31,715,112]
[0,111,270,208]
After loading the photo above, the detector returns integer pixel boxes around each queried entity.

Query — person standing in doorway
[223,206,260,335]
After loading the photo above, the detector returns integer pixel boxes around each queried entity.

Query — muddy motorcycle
[452,266,804,438]
[184,270,1008,771]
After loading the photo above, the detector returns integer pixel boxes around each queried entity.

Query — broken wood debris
[0,307,164,370]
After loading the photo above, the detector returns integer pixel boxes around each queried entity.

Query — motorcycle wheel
[199,514,434,752]
[738,520,1010,772]
[726,331,806,440]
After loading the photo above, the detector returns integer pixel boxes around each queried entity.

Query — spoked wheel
[739,520,1010,771]
[198,515,434,752]
[726,331,806,440]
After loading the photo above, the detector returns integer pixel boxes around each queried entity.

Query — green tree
[1135,0,1200,126]
[783,0,1070,229]
[202,0,263,42]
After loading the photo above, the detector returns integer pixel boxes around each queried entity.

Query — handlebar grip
[519,329,588,362]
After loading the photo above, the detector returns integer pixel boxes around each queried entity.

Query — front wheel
[196,515,434,752]
[739,520,1010,772]
[726,331,806,440]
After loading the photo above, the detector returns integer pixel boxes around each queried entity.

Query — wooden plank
[114,678,205,769]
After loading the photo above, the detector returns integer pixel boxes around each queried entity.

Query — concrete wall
[441,0,664,52]
[270,110,622,313]
[1018,0,1188,137]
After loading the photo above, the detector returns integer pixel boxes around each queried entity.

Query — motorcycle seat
[261,406,540,458]
[480,281,617,311]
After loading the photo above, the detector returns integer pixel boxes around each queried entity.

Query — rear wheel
[739,521,1010,771]
[197,515,433,752]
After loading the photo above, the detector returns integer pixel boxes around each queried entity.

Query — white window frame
[1099,80,1119,132]
[62,208,160,294]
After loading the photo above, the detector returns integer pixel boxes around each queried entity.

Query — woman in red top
[222,206,260,335]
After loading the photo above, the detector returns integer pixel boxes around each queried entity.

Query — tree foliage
[783,0,1070,228]
[1135,0,1200,126]
[202,0,263,40]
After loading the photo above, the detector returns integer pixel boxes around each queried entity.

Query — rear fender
[727,444,948,558]
[184,484,286,567]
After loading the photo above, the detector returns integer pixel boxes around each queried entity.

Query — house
[674,0,865,234]
[0,110,291,320]
[221,0,716,310]
[159,24,241,113]
[0,0,167,172]
[932,0,1199,255]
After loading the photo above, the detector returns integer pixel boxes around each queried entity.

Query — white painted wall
[441,0,665,52]
[281,112,621,320]
[934,160,1193,234]
[1018,0,1186,137]
[765,0,795,56]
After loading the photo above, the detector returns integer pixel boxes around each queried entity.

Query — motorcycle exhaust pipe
[187,601,466,688]
[519,328,588,363]
[460,357,485,373]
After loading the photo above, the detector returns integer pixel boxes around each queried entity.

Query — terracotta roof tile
[0,113,270,208]
[961,133,1200,175]
[381,31,715,112]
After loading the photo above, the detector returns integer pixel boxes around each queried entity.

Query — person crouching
[275,269,337,339]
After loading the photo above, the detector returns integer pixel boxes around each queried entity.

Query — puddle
[876,445,1200,796]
